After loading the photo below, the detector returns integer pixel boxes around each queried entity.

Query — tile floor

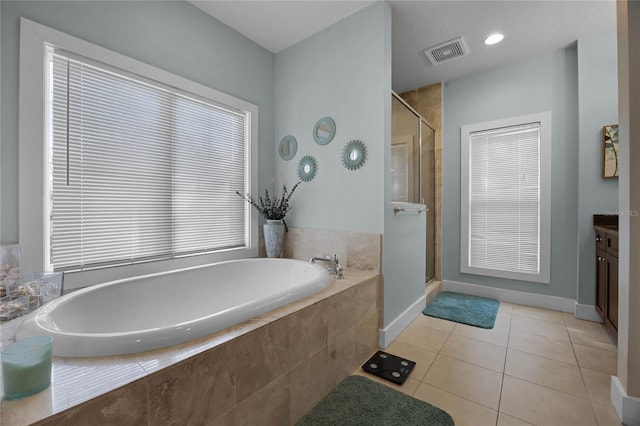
[354,302,621,426]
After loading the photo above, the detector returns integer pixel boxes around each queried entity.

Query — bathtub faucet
[310,255,344,279]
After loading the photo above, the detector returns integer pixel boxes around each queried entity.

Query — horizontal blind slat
[468,122,541,275]
[49,49,247,271]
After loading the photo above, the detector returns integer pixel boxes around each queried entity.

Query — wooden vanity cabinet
[605,251,618,332]
[595,226,618,337]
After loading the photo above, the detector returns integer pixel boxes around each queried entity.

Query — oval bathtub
[17,258,330,357]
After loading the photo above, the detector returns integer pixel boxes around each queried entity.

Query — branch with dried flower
[236,181,301,231]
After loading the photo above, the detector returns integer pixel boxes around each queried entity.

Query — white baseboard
[442,280,575,313]
[379,293,426,348]
[574,303,603,322]
[611,375,640,426]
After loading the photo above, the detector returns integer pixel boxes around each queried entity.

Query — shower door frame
[391,92,437,284]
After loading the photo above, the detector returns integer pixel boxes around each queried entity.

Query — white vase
[264,219,285,258]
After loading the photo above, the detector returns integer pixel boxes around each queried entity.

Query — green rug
[297,375,454,426]
[423,291,499,329]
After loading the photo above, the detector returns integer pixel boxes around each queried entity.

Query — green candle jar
[2,336,53,400]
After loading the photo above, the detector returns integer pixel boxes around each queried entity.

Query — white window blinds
[48,49,247,271]
[467,123,541,276]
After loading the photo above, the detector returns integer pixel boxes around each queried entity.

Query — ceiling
[191,0,617,93]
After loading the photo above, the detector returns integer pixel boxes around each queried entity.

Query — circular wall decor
[297,155,318,182]
[342,140,367,170]
[278,135,297,161]
[313,117,336,145]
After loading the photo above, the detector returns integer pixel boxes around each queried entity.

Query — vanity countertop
[593,214,619,234]
[594,224,619,234]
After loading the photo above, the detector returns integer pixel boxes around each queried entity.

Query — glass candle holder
[2,336,53,400]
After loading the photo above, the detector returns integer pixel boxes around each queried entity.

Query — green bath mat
[297,375,454,426]
[424,291,499,329]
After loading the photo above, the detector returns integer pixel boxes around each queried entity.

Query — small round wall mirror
[278,135,297,161]
[313,117,336,145]
[342,140,367,170]
[297,155,318,182]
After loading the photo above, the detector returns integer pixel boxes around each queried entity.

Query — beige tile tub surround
[283,227,382,271]
[1,269,381,426]
[260,226,381,272]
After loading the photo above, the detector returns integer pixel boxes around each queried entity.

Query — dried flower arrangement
[236,181,301,231]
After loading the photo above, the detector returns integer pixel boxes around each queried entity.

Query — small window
[460,112,551,283]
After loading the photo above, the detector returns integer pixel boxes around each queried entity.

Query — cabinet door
[606,252,618,332]
[595,248,607,321]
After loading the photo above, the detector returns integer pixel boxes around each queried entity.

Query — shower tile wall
[34,275,381,426]
[400,84,443,281]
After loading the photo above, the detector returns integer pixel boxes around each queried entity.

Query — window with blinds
[47,48,248,271]
[460,113,551,283]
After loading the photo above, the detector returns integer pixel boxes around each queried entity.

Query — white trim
[611,375,640,426]
[379,293,426,348]
[442,280,574,313]
[460,111,552,284]
[574,302,604,322]
[19,18,259,289]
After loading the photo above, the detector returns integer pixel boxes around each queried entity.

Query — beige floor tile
[386,340,437,381]
[396,321,451,352]
[413,382,498,426]
[412,314,457,332]
[563,313,607,333]
[497,413,535,426]
[451,319,510,347]
[582,367,614,404]
[574,344,617,375]
[423,355,502,410]
[495,312,513,327]
[498,302,514,316]
[351,369,420,396]
[508,330,577,365]
[504,349,587,398]
[500,375,598,426]
[512,304,565,324]
[510,316,570,341]
[568,328,617,353]
[439,334,507,372]
[592,401,622,426]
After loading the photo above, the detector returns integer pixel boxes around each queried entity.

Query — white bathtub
[16,258,330,357]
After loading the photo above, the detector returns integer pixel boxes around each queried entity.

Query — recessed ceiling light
[484,33,504,45]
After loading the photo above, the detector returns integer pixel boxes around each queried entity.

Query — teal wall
[274,2,388,235]
[442,47,580,299]
[274,2,423,326]
[577,32,619,305]
[0,1,275,243]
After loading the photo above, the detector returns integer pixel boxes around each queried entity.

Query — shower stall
[391,93,436,283]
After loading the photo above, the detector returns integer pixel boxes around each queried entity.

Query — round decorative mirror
[278,135,297,161]
[313,117,336,145]
[297,155,318,182]
[342,140,367,170]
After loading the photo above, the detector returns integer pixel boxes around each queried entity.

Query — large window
[460,112,551,283]
[19,19,258,289]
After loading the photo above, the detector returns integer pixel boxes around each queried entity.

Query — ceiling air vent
[423,36,468,65]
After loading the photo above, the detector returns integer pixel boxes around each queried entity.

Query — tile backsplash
[279,227,381,271]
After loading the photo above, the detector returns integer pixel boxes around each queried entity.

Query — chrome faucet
[310,255,344,279]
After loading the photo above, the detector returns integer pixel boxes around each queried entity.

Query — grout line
[495,308,512,425]
[503,372,592,402]
[416,379,500,413]
[569,323,603,425]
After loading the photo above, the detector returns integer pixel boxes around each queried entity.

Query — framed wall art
[602,124,619,179]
